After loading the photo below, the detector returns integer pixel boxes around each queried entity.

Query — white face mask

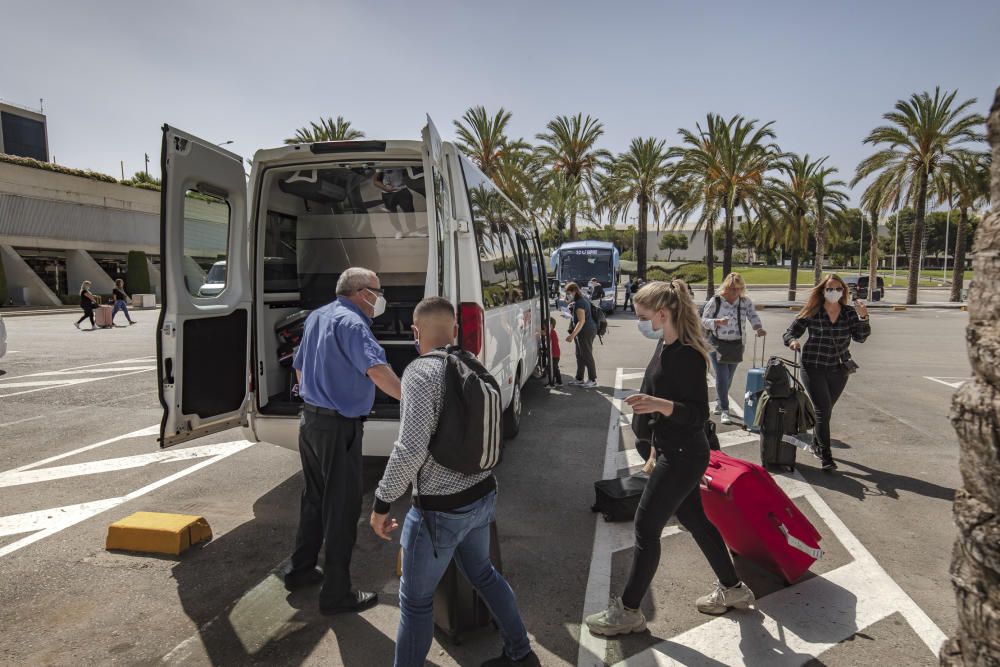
[364,289,387,318]
[824,288,843,304]
[637,318,661,340]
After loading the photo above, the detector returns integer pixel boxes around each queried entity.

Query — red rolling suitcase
[699,450,823,583]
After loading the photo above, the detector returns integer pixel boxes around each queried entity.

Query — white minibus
[157,118,553,455]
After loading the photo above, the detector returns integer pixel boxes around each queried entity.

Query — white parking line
[0,440,254,559]
[0,368,153,398]
[9,424,159,472]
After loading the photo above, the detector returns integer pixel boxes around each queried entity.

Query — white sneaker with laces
[581,380,598,388]
[696,581,755,615]
[585,597,647,636]
[720,411,732,425]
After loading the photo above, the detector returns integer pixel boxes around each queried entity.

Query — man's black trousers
[291,409,364,606]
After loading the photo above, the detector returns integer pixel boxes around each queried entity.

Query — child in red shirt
[547,316,562,386]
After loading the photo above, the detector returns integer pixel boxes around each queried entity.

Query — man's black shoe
[821,457,838,472]
[283,566,324,591]
[481,650,541,666]
[319,591,378,616]
[810,443,824,461]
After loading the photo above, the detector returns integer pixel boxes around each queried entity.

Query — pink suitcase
[700,450,823,583]
[95,304,114,328]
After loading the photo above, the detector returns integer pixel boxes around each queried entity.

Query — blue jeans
[710,353,738,412]
[396,491,531,667]
[111,299,133,324]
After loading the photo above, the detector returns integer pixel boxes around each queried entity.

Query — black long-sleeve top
[641,339,709,447]
[783,305,871,369]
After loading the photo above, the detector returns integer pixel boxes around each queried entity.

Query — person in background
[564,282,597,388]
[585,280,754,637]
[546,316,562,386]
[111,279,136,326]
[75,281,99,330]
[783,274,871,471]
[589,277,606,300]
[286,267,402,615]
[370,297,538,667]
[701,272,765,424]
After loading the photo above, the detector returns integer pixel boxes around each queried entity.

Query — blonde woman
[701,272,765,424]
[586,280,754,637]
[75,280,99,330]
[784,274,871,471]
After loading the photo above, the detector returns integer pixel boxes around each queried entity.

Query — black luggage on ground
[759,395,799,471]
[433,521,503,644]
[592,474,648,522]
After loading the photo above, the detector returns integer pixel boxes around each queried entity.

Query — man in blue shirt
[286,267,402,615]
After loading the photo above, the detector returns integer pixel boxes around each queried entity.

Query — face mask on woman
[824,288,843,304]
[637,316,662,340]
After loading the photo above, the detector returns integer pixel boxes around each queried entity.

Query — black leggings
[574,330,597,382]
[622,434,738,609]
[800,365,849,451]
[76,306,94,327]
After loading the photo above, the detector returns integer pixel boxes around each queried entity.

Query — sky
[2,0,998,206]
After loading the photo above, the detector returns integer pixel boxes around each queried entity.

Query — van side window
[519,235,537,300]
[183,189,231,298]
[477,220,507,309]
[498,227,522,304]
[263,211,298,293]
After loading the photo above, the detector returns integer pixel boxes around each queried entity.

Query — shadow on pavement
[801,452,955,502]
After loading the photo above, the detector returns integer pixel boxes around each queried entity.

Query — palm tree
[535,114,611,240]
[941,85,999,667]
[860,175,898,306]
[539,171,593,245]
[453,106,530,180]
[599,138,673,278]
[285,116,364,144]
[671,114,783,280]
[770,154,825,301]
[810,162,850,283]
[853,88,984,304]
[936,150,991,301]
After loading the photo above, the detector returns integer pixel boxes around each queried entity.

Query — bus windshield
[560,249,614,285]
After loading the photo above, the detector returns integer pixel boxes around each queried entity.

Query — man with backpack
[370,297,537,667]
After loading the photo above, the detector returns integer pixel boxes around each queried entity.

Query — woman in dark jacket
[585,280,754,637]
[75,280,99,330]
[784,273,871,471]
[564,281,598,388]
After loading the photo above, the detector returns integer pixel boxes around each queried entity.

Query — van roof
[251,140,424,167]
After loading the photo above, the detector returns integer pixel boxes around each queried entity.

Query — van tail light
[459,303,484,357]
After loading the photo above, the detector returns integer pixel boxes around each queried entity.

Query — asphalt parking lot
[0,302,969,666]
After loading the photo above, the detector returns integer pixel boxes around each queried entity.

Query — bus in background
[550,240,620,313]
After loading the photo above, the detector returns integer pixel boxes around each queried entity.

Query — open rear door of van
[421,115,457,300]
[157,125,251,448]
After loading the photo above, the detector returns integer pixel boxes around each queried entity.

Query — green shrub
[127,251,152,294]
[0,152,118,183]
[621,250,635,262]
[645,267,670,282]
[673,264,708,283]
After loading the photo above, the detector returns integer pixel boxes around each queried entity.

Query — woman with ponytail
[585,280,754,637]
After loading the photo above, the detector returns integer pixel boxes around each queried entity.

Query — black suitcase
[759,395,799,471]
[592,474,648,522]
[433,521,502,644]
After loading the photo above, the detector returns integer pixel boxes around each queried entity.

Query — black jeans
[574,330,597,382]
[800,365,849,452]
[551,358,562,384]
[291,409,365,605]
[76,305,94,327]
[622,434,738,609]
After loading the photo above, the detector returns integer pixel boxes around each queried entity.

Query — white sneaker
[585,597,647,636]
[720,411,732,425]
[581,380,598,388]
[567,379,583,386]
[696,581,755,615]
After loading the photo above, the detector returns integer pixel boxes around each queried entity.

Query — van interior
[255,161,431,418]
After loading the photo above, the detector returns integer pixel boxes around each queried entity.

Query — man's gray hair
[336,267,377,296]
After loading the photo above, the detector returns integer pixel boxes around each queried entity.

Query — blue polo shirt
[292,297,388,417]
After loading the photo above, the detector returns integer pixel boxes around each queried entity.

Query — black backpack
[591,302,608,338]
[424,346,504,474]
[764,357,795,399]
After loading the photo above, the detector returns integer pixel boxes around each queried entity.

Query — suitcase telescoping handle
[753,333,766,368]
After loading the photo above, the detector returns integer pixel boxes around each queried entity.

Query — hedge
[127,251,152,294]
